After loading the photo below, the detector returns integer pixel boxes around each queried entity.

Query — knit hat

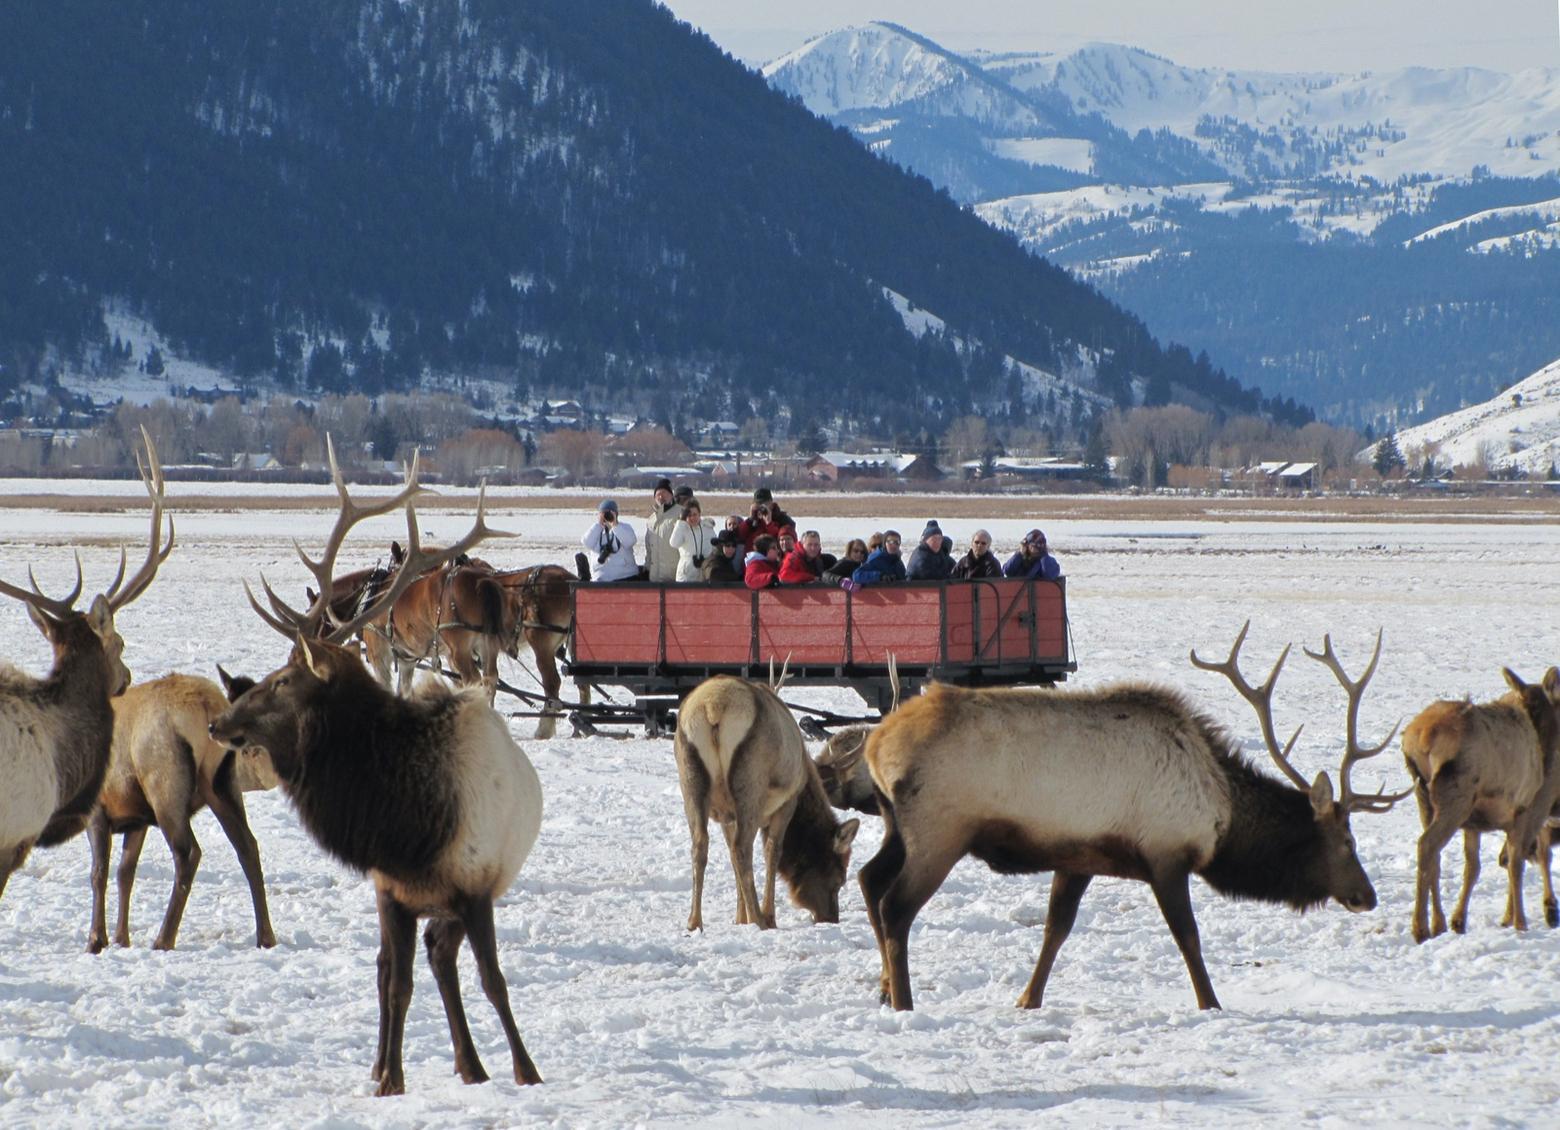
[1025,528,1046,546]
[921,520,942,542]
[598,498,619,514]
[753,487,773,503]
[654,477,673,493]
[673,485,694,503]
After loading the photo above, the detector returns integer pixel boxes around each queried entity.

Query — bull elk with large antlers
[858,623,1405,1012]
[209,442,545,1096]
[0,428,172,903]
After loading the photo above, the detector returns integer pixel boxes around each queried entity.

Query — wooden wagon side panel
[664,588,754,665]
[972,579,1067,665]
[572,586,662,664]
[757,587,848,665]
[849,588,944,666]
[941,582,976,664]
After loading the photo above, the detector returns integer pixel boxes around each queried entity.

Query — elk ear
[1503,667,1528,694]
[828,734,868,774]
[25,602,56,640]
[1309,772,1335,817]
[835,818,860,854]
[390,541,405,565]
[86,593,115,636]
[1543,667,1560,700]
[295,634,332,681]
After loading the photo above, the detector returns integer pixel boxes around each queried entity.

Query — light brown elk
[0,429,172,903]
[86,667,277,953]
[859,623,1405,1012]
[814,655,902,814]
[211,441,545,1096]
[1403,666,1560,943]
[675,674,860,930]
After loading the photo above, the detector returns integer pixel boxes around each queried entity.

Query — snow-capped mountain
[1388,358,1560,474]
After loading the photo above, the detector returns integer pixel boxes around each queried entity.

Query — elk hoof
[152,936,176,952]
[1449,915,1466,935]
[456,1059,489,1085]
[375,1076,405,1098]
[1016,990,1041,1010]
[1411,921,1431,945]
[1546,902,1558,928]
[256,929,277,949]
[86,936,106,955]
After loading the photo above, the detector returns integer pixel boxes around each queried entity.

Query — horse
[491,565,589,740]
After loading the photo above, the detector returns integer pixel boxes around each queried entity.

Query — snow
[1387,356,1560,474]
[2,492,1560,1125]
[984,137,1094,175]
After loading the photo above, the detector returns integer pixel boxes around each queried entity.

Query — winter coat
[779,548,836,585]
[744,556,781,590]
[582,520,640,582]
[645,502,681,582]
[701,550,744,584]
[851,548,906,587]
[669,517,717,583]
[822,556,862,587]
[952,550,1003,580]
[1003,550,1062,581]
[905,538,954,581]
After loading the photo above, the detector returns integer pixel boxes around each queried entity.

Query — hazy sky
[660,1,1560,74]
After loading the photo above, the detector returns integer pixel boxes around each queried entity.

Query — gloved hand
[839,577,858,592]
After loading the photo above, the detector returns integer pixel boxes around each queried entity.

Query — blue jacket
[852,548,906,586]
[1002,550,1061,580]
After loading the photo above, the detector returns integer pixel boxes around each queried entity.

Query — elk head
[0,427,172,696]
[1192,621,1406,913]
[784,818,860,924]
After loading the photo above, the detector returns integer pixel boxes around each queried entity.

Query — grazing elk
[1403,665,1560,943]
[813,657,903,815]
[859,623,1405,1012]
[86,667,277,953]
[210,441,545,1096]
[0,429,172,903]
[675,674,860,930]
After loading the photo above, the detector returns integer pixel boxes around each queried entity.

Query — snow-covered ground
[1,493,1559,1126]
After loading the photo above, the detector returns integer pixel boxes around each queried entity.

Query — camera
[693,555,705,567]
[602,512,616,525]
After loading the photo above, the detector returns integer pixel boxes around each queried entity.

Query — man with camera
[739,486,795,551]
[581,498,641,582]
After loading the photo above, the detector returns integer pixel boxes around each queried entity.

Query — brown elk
[86,667,277,953]
[813,656,903,815]
[1403,666,1560,943]
[210,441,545,1096]
[0,429,172,903]
[675,674,860,930]
[858,623,1404,1012]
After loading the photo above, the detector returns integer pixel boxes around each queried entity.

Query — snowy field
[1,490,1559,1128]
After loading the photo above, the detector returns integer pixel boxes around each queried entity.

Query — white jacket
[669,517,717,582]
[582,520,639,582]
[645,503,681,582]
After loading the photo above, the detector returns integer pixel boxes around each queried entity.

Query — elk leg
[675,731,711,932]
[375,890,418,1097]
[199,768,275,948]
[0,841,32,902]
[723,819,764,927]
[759,797,800,929]
[1149,867,1220,1010]
[1410,775,1448,933]
[87,808,112,954]
[460,895,542,1086]
[150,808,201,952]
[1540,825,1558,928]
[424,917,487,1084]
[1414,773,1476,943]
[859,795,905,1004]
[877,840,963,1012]
[1500,825,1530,932]
[1451,829,1482,933]
[113,827,147,947]
[1017,871,1092,1009]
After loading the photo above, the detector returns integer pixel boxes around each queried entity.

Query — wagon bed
[563,577,1073,733]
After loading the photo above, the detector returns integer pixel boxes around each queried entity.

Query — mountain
[764,25,1560,426]
[0,0,1303,448]
[1388,357,1560,476]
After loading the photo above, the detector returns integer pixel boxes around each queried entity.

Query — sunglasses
[972,539,990,546]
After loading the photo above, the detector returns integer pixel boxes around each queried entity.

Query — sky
[660,0,1560,74]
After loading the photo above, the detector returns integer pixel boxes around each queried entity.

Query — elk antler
[1190,620,1310,791]
[244,437,513,643]
[887,652,901,715]
[1304,630,1409,813]
[104,426,175,613]
[0,427,170,622]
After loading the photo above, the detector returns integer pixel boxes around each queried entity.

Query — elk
[0,429,172,903]
[86,667,277,953]
[210,441,545,1096]
[813,656,903,815]
[1403,665,1560,943]
[858,623,1404,1012]
[675,674,860,930]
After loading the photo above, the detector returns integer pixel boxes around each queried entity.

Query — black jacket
[952,550,1002,579]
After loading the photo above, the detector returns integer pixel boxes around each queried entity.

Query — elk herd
[0,432,1556,1097]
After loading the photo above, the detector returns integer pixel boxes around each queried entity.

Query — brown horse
[368,560,586,738]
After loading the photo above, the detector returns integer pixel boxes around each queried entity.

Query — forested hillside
[0,0,1303,443]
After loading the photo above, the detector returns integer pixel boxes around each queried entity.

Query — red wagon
[565,577,1074,734]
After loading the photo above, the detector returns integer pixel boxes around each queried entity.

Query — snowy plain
[1,488,1559,1128]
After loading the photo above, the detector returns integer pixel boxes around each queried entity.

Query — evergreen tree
[1372,428,1405,476]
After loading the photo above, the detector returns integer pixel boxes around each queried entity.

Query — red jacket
[744,556,781,590]
[740,516,790,551]
[779,547,824,584]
